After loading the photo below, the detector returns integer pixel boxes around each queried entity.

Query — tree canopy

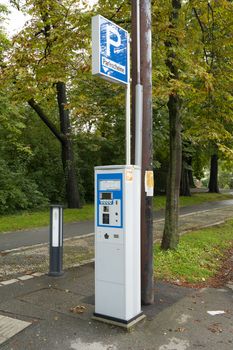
[0,0,232,222]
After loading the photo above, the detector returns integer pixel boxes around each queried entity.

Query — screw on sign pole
[49,205,64,276]
[140,0,154,305]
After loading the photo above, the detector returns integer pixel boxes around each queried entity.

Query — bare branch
[193,7,210,66]
[28,98,66,144]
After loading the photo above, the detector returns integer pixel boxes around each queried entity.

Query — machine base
[92,312,145,329]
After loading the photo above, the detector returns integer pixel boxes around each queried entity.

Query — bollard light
[49,205,64,276]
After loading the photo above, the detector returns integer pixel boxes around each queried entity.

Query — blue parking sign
[92,15,129,85]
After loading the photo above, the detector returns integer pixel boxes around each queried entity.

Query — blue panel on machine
[97,173,123,228]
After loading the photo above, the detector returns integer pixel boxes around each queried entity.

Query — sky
[1,0,30,35]
[1,0,97,36]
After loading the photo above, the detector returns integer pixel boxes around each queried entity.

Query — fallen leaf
[175,327,186,333]
[208,323,223,333]
[0,252,9,256]
[70,305,87,314]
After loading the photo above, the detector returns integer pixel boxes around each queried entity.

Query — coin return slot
[114,234,119,238]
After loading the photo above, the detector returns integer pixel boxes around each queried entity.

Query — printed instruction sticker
[145,170,154,196]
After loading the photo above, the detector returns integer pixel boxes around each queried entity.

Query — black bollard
[49,205,64,276]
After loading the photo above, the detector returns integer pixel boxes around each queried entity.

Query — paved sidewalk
[0,201,233,349]
[0,263,232,350]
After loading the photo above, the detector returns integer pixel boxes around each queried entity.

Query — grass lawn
[0,192,232,234]
[154,220,233,284]
[153,192,233,210]
[0,204,94,233]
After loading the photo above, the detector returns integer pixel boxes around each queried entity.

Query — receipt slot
[93,165,144,326]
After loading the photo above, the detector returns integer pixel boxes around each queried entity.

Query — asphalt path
[1,199,233,251]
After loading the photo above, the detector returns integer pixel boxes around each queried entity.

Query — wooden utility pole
[132,0,154,305]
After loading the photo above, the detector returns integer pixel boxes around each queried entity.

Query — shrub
[0,160,48,214]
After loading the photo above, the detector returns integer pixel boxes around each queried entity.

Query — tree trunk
[188,158,195,188]
[180,160,191,196]
[208,154,219,193]
[56,82,81,208]
[161,0,182,250]
[161,94,182,250]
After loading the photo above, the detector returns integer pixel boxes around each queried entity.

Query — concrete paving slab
[19,287,94,321]
[18,275,34,281]
[0,315,31,346]
[47,274,95,298]
[1,279,18,285]
[32,272,45,277]
[0,299,51,321]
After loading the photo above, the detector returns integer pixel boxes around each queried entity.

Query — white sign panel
[92,15,129,85]
[52,208,59,247]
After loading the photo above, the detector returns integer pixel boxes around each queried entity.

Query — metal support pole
[126,33,131,166]
[126,82,131,165]
[135,0,143,168]
[49,205,64,276]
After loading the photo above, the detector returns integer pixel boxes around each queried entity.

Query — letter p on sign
[106,25,121,57]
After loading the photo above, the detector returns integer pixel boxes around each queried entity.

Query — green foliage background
[0,0,232,214]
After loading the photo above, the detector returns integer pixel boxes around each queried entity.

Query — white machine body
[94,165,141,323]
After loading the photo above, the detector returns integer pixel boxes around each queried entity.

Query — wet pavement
[0,263,232,349]
[0,199,233,349]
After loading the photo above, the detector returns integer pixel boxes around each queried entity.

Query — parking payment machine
[94,165,143,325]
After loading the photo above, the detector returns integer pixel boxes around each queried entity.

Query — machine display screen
[99,180,121,191]
[100,192,112,200]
